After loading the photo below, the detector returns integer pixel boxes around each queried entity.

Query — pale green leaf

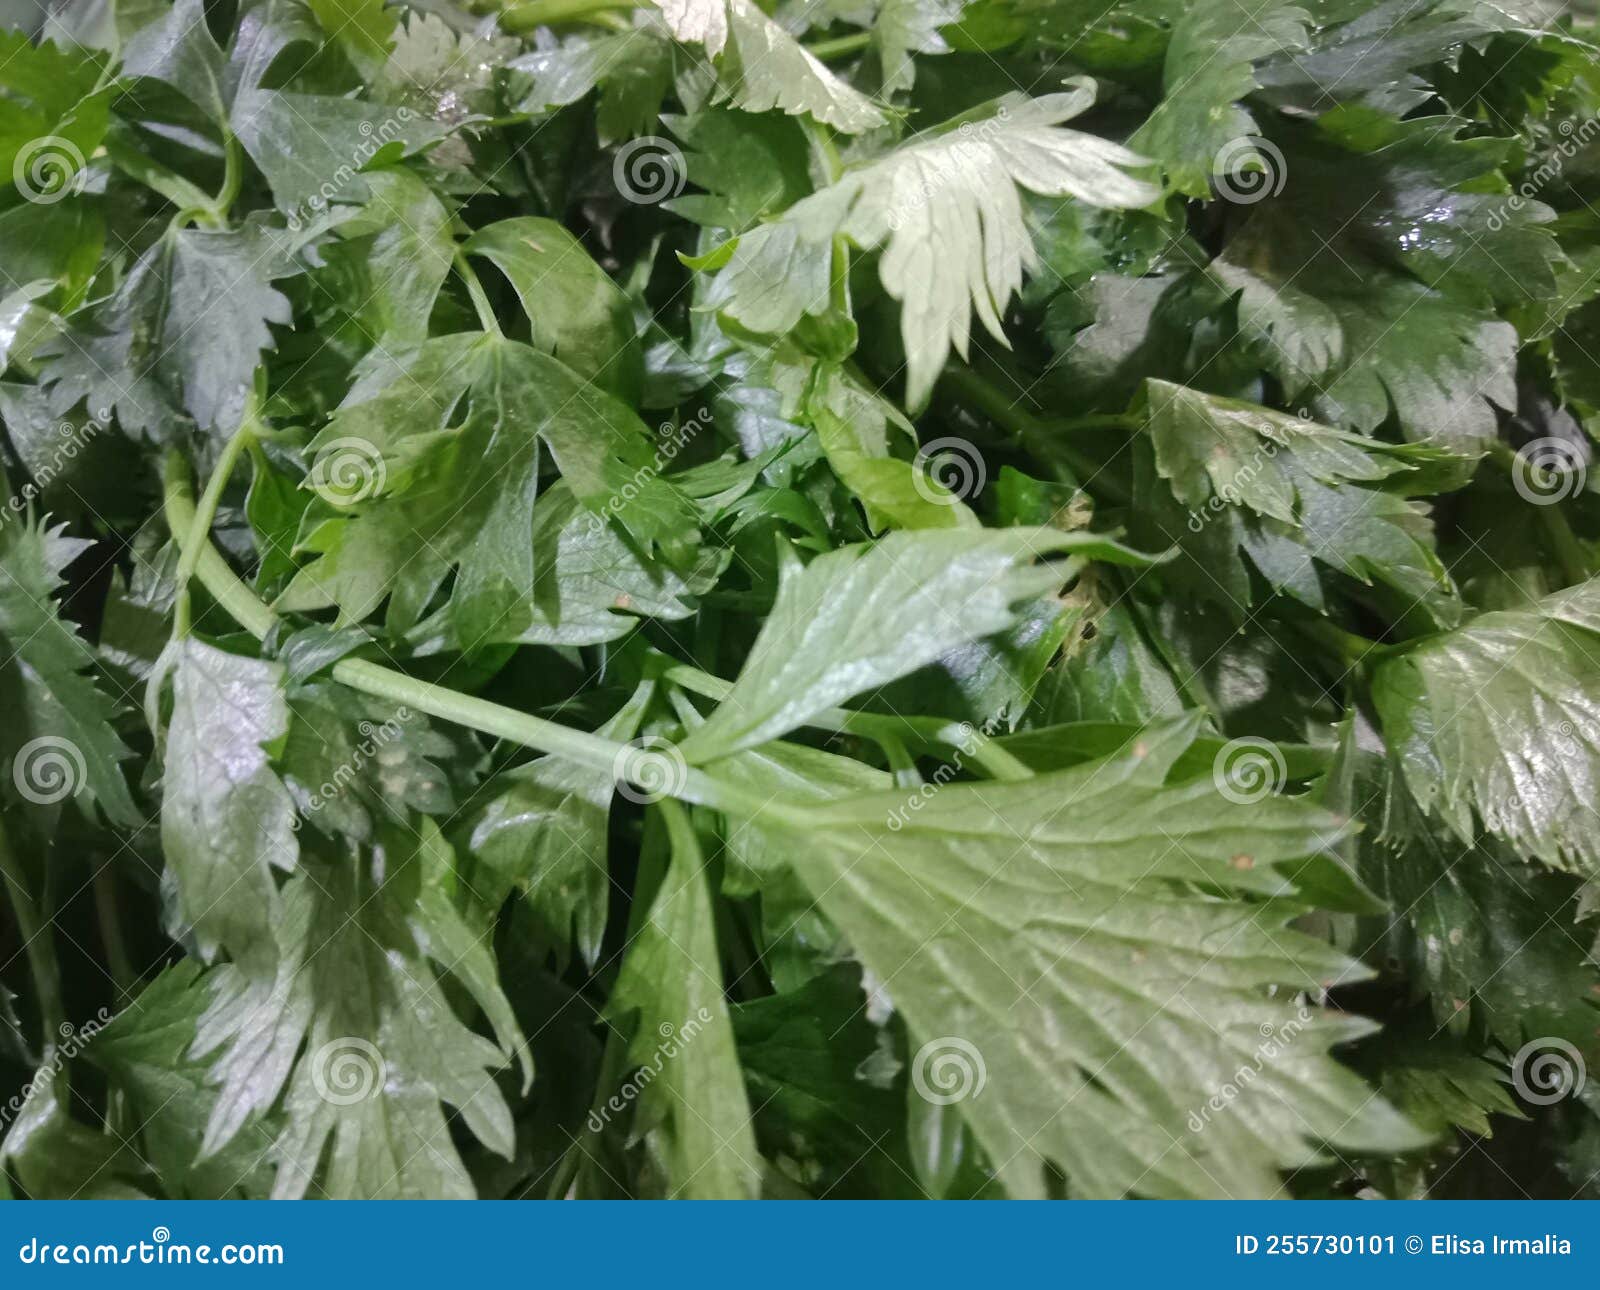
[706,86,1159,408]
[609,802,761,1198]
[719,719,1423,1198]
[160,638,298,967]
[678,526,1156,762]
[1374,578,1600,875]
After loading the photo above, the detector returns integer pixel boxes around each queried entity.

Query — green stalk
[807,120,845,187]
[497,0,637,32]
[880,733,922,788]
[662,662,1033,781]
[940,365,1133,502]
[1488,438,1592,587]
[160,456,788,820]
[805,31,873,60]
[453,251,503,337]
[93,869,135,998]
[205,133,243,226]
[0,815,65,1087]
[1539,506,1592,589]
[172,422,257,638]
[1291,617,1391,671]
[161,453,276,639]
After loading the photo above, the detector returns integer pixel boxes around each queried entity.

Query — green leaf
[511,24,673,144]
[374,12,518,124]
[193,850,516,1199]
[1134,380,1461,623]
[431,481,722,650]
[720,719,1422,1197]
[1324,716,1600,1046]
[808,362,977,531]
[609,801,762,1198]
[872,0,964,95]
[0,200,103,299]
[468,685,650,968]
[705,86,1159,409]
[732,963,908,1193]
[679,526,1155,762]
[120,0,226,121]
[324,166,454,346]
[0,26,108,203]
[464,217,642,400]
[0,513,136,827]
[230,87,449,216]
[278,683,456,842]
[1039,601,1186,726]
[1374,578,1600,875]
[1130,0,1310,196]
[308,0,397,75]
[0,1090,147,1199]
[1255,0,1545,111]
[279,334,696,639]
[160,638,298,967]
[653,0,886,132]
[1370,1023,1522,1140]
[664,107,812,231]
[1208,114,1560,448]
[40,217,308,436]
[90,963,276,1197]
